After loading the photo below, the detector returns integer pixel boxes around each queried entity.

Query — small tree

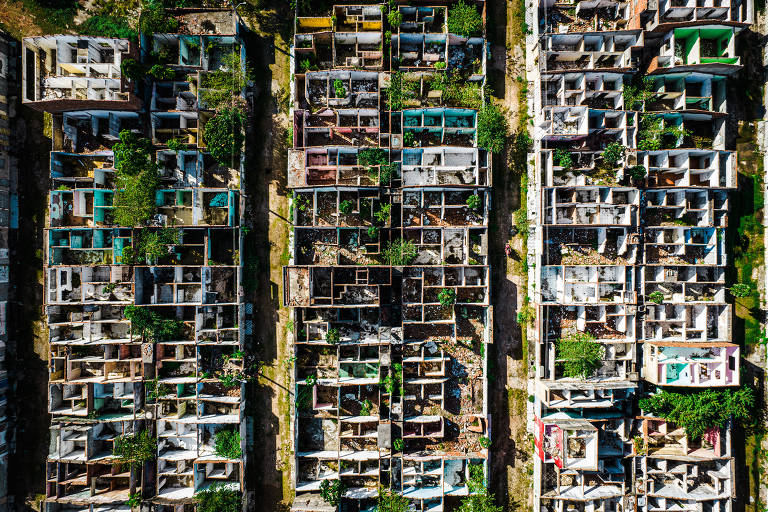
[648,291,664,304]
[113,430,156,498]
[120,58,144,80]
[729,283,751,298]
[458,491,504,512]
[438,288,457,307]
[320,479,344,507]
[477,104,508,154]
[203,106,246,166]
[112,130,159,227]
[601,142,625,167]
[195,484,241,512]
[378,488,410,512]
[639,387,755,440]
[387,9,403,28]
[167,138,187,153]
[147,64,175,81]
[447,0,483,37]
[556,332,604,379]
[139,1,179,35]
[553,149,573,171]
[384,238,418,265]
[213,429,242,459]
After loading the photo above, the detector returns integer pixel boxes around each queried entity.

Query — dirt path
[239,4,294,510]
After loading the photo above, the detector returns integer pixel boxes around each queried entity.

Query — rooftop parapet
[643,0,753,30]
[22,36,139,113]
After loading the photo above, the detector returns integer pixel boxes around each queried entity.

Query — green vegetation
[393,438,404,451]
[374,203,392,223]
[213,429,242,459]
[383,238,417,265]
[479,436,491,448]
[333,79,347,98]
[639,387,756,440]
[326,328,340,344]
[427,72,483,109]
[447,0,483,37]
[730,283,752,298]
[114,430,156,465]
[195,484,241,512]
[556,332,604,378]
[320,479,344,507]
[124,305,183,342]
[623,76,654,111]
[438,288,457,307]
[637,114,691,150]
[477,104,508,154]
[466,194,481,210]
[122,228,180,265]
[112,130,159,227]
[367,225,380,238]
[139,0,179,36]
[601,142,625,167]
[360,399,372,415]
[167,138,187,153]
[648,291,665,304]
[200,51,249,110]
[381,363,403,396]
[120,58,144,81]
[553,149,573,171]
[203,106,247,166]
[387,9,403,28]
[126,491,141,507]
[516,296,535,325]
[147,64,175,81]
[305,374,318,387]
[388,71,412,111]
[79,15,136,40]
[377,488,410,512]
[339,200,353,215]
[458,491,504,512]
[627,165,647,180]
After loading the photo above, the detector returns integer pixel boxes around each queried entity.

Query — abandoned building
[286,3,491,510]
[30,8,247,512]
[531,0,748,510]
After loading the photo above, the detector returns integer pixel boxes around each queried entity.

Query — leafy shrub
[384,239,417,265]
[403,131,416,147]
[320,479,344,507]
[326,328,340,344]
[627,165,647,180]
[124,305,182,342]
[79,15,136,40]
[553,149,573,171]
[458,491,503,512]
[393,438,404,451]
[339,200,353,215]
[214,430,241,459]
[120,57,144,81]
[434,61,447,70]
[112,130,159,226]
[477,104,508,154]
[730,283,751,298]
[113,430,156,465]
[479,436,491,448]
[126,492,141,508]
[367,225,380,238]
[305,374,318,386]
[167,138,187,152]
[601,142,625,167]
[358,148,388,167]
[333,79,346,98]
[361,399,372,415]
[448,0,483,37]
[203,106,246,166]
[438,288,457,307]
[378,488,410,512]
[195,484,241,512]
[639,388,755,440]
[648,291,664,304]
[374,203,392,223]
[387,9,403,27]
[140,1,179,36]
[556,332,604,379]
[147,64,175,81]
[466,194,481,210]
[516,298,535,325]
